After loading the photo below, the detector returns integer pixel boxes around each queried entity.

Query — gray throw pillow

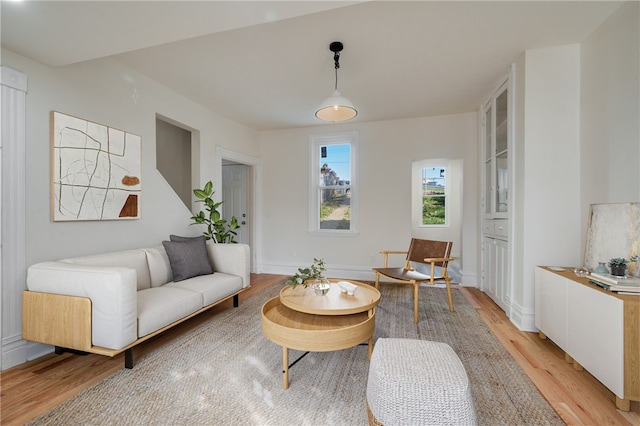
[162,235,213,282]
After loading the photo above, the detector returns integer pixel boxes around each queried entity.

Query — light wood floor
[2,274,638,425]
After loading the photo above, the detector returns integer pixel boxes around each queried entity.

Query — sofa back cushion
[61,249,151,291]
[144,246,173,287]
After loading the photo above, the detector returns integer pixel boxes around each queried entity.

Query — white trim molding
[1,66,28,370]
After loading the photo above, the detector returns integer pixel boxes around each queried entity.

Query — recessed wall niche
[155,117,192,207]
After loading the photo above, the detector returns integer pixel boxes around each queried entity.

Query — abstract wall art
[51,111,141,221]
[584,202,640,270]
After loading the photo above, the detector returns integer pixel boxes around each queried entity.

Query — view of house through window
[421,166,447,225]
[309,132,358,234]
[319,144,351,229]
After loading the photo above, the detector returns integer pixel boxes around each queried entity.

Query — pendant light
[315,41,357,122]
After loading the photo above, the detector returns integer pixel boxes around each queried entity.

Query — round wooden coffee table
[261,279,380,389]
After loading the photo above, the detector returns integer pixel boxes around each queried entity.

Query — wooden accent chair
[373,239,454,323]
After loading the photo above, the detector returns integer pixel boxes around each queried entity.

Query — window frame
[412,159,451,228]
[308,131,359,236]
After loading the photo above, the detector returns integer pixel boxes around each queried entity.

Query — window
[422,166,447,225]
[412,160,450,227]
[309,132,358,235]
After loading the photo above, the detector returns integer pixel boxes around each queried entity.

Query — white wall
[510,2,639,332]
[257,113,479,284]
[580,0,640,254]
[2,49,259,264]
[0,49,260,368]
[511,44,582,331]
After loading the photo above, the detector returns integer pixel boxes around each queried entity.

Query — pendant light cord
[334,51,340,91]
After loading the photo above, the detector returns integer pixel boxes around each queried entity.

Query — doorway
[217,147,261,273]
[222,161,249,245]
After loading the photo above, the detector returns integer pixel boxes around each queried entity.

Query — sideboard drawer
[494,220,509,238]
[482,220,494,235]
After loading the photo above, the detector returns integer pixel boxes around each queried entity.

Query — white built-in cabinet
[535,267,639,411]
[480,67,513,312]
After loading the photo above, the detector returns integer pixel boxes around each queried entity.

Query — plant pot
[312,278,331,296]
[610,264,627,277]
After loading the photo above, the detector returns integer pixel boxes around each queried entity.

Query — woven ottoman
[366,338,477,426]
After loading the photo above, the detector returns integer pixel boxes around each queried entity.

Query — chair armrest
[206,243,251,288]
[423,257,455,263]
[380,250,408,255]
[379,250,408,268]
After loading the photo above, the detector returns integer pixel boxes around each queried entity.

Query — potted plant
[190,181,240,243]
[608,257,628,277]
[285,258,330,295]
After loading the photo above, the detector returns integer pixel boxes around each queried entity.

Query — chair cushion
[374,267,440,283]
[162,235,213,282]
[411,263,446,279]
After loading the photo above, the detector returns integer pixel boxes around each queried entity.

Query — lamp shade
[315,90,358,122]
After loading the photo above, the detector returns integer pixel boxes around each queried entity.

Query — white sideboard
[535,266,639,411]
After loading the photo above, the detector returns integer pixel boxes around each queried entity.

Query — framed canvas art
[583,202,640,270]
[51,111,141,221]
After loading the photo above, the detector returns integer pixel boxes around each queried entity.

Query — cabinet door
[481,77,510,219]
[534,267,568,351]
[494,86,509,216]
[483,103,493,216]
[482,236,496,298]
[568,282,624,398]
[483,236,509,311]
[495,238,509,311]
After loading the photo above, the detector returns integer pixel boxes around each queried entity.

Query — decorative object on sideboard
[629,254,639,278]
[608,257,628,277]
[190,181,240,243]
[573,266,590,278]
[593,261,609,275]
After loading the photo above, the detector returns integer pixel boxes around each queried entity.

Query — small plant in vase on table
[285,258,331,296]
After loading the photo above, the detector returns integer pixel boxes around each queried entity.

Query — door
[222,163,249,245]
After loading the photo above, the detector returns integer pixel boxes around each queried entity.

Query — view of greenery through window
[422,167,446,225]
[319,144,351,230]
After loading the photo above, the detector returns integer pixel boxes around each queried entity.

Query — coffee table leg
[368,308,375,360]
[283,346,289,389]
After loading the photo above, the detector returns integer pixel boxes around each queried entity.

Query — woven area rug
[29,282,563,425]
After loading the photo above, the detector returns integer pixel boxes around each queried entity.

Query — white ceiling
[1,1,625,130]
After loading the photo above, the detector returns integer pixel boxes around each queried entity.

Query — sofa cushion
[61,249,151,291]
[162,236,213,282]
[166,272,243,306]
[144,246,173,287]
[137,287,203,337]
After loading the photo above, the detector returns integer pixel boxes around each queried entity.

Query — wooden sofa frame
[22,287,247,369]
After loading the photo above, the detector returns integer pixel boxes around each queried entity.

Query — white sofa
[23,239,250,368]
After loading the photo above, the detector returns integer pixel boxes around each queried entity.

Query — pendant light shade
[316,41,357,122]
[315,90,357,122]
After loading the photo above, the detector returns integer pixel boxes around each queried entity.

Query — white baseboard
[1,335,26,371]
[258,262,377,282]
[1,336,54,370]
[508,300,537,332]
[259,262,481,288]
[460,269,479,288]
